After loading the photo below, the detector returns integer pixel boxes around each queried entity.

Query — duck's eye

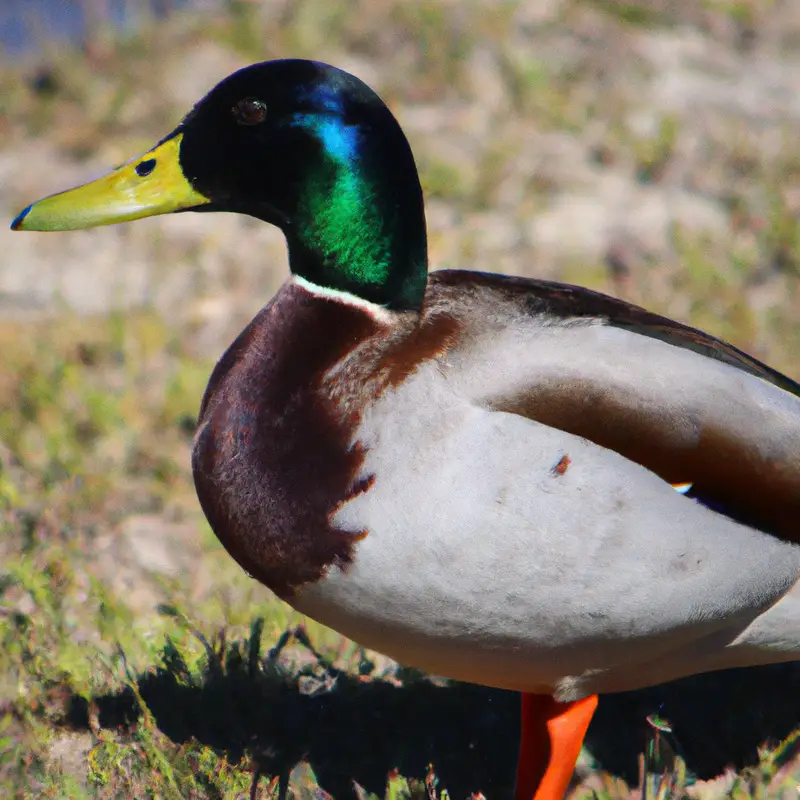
[233,97,267,126]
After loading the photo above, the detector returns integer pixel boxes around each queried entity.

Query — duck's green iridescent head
[11,60,428,310]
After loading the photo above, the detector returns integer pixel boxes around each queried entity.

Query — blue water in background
[1,1,204,56]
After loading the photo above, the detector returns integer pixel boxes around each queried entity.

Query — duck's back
[426,270,800,538]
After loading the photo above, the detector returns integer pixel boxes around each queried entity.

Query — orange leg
[514,692,598,800]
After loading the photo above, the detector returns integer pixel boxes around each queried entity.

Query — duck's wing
[427,270,800,542]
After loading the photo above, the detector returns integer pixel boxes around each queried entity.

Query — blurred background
[2,1,800,797]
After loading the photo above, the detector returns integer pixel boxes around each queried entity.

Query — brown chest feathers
[191,280,459,598]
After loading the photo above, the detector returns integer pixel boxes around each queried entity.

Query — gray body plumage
[291,273,800,700]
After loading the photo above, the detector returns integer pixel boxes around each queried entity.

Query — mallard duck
[12,59,800,799]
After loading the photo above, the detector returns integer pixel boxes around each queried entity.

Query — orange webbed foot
[515,692,598,800]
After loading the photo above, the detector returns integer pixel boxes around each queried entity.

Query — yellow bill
[11,134,210,232]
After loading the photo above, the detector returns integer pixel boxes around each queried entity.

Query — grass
[3,0,800,797]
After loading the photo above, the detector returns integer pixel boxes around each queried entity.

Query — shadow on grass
[64,619,520,798]
[61,618,800,797]
[589,661,800,785]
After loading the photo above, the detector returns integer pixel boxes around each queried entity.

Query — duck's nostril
[135,158,157,177]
